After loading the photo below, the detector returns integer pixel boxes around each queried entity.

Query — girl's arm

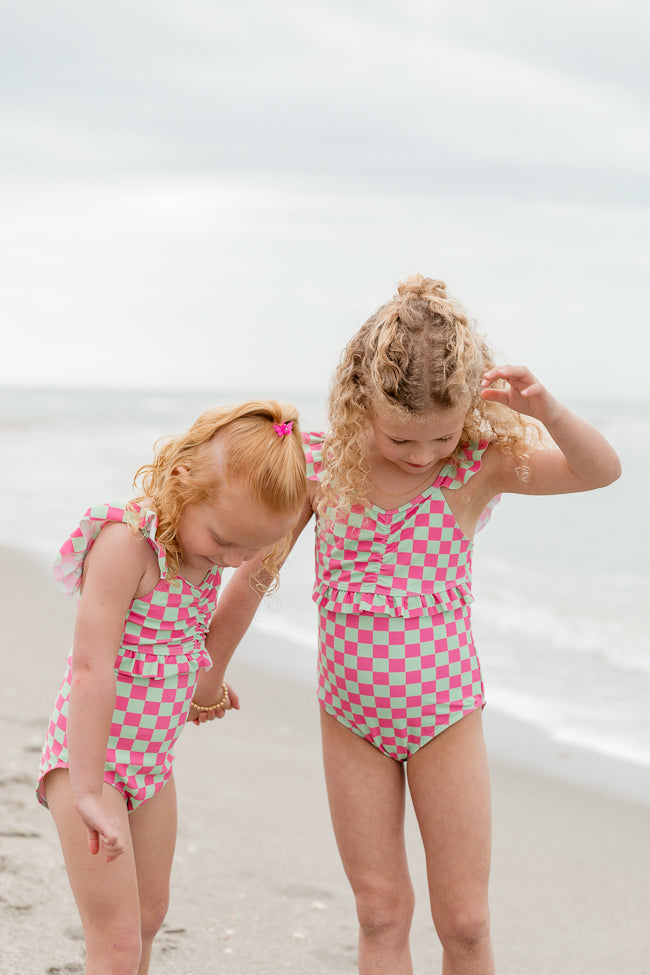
[67,523,151,860]
[481,365,622,496]
[192,495,315,719]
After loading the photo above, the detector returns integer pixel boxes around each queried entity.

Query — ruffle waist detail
[115,642,212,680]
[313,581,473,618]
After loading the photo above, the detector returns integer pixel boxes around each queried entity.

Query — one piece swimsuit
[37,503,216,811]
[304,434,498,762]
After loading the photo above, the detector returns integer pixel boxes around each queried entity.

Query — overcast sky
[3,0,649,401]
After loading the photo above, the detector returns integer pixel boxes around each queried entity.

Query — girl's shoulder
[302,431,327,481]
[54,502,167,595]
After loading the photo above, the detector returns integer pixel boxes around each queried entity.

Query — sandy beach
[2,545,649,974]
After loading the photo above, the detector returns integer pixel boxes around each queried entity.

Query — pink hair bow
[272,421,293,437]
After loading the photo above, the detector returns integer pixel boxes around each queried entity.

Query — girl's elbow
[596,454,622,488]
[609,456,623,484]
[575,452,621,491]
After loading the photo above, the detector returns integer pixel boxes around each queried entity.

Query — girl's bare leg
[129,775,177,974]
[320,710,415,974]
[45,768,142,975]
[407,709,495,975]
[45,771,177,975]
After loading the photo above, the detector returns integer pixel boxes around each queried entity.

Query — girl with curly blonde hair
[37,400,306,975]
[295,274,620,974]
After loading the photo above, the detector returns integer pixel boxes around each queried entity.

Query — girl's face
[176,482,296,575]
[369,400,468,477]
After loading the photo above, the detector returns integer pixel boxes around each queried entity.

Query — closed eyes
[390,435,453,445]
[211,532,232,547]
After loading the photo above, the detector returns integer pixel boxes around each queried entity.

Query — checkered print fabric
[303,433,497,761]
[303,434,497,619]
[318,605,484,760]
[38,503,218,810]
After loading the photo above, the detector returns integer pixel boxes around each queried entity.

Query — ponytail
[132,401,306,584]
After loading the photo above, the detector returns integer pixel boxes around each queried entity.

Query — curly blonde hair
[130,400,306,588]
[322,274,542,511]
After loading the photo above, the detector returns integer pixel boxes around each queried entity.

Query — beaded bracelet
[191,683,230,712]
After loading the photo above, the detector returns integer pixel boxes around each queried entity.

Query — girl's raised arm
[481,365,622,497]
[67,523,152,860]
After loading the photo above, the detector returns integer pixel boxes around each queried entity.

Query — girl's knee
[140,892,170,944]
[86,922,142,975]
[435,903,491,958]
[355,876,415,942]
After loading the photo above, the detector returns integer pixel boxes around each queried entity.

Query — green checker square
[392,561,410,578]
[163,607,181,621]
[142,589,162,606]
[375,705,394,721]
[124,694,146,716]
[434,676,450,692]
[347,509,365,530]
[370,628,390,647]
[333,662,347,679]
[405,656,421,673]
[52,725,66,747]
[406,705,422,719]
[143,685,165,705]
[156,701,177,719]
[355,668,375,686]
[359,692,377,709]
[113,749,133,765]
[137,712,159,731]
[357,614,376,633]
[372,657,390,674]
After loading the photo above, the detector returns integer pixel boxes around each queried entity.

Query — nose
[222,552,245,568]
[406,446,434,466]
[222,549,256,569]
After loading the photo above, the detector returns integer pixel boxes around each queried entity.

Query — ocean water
[2,386,648,777]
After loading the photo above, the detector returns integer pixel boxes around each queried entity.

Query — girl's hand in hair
[481,365,561,427]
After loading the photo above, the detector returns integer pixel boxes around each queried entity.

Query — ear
[173,465,191,479]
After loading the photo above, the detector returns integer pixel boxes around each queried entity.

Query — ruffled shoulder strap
[435,440,500,533]
[302,431,327,482]
[53,502,167,595]
[435,440,491,491]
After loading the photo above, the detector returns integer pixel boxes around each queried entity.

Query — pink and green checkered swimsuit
[37,503,216,811]
[304,433,498,762]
